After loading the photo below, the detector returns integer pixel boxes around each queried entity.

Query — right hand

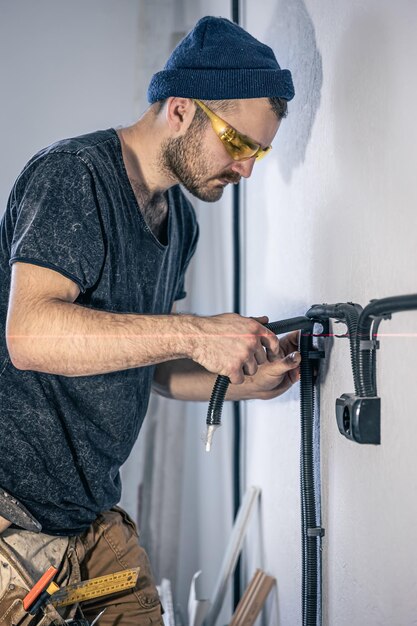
[189,313,280,384]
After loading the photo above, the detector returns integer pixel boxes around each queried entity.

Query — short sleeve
[10,153,105,293]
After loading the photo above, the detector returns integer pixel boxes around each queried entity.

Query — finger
[243,359,258,377]
[274,374,295,395]
[229,370,245,385]
[254,347,267,365]
[288,365,301,385]
[260,333,280,360]
[285,351,301,368]
[251,315,269,324]
[269,351,301,374]
[280,330,300,353]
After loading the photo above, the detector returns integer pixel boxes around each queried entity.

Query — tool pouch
[0,533,80,626]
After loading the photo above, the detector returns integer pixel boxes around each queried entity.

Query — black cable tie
[360,339,380,350]
[308,351,325,359]
[307,527,325,538]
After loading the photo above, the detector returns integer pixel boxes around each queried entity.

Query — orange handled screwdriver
[22,565,58,611]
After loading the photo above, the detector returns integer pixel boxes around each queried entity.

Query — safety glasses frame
[192,99,272,162]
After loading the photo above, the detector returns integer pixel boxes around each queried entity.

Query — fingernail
[289,351,301,363]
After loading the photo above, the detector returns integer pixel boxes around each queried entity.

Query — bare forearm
[7,300,196,376]
[153,359,213,401]
[153,359,257,402]
[7,264,284,382]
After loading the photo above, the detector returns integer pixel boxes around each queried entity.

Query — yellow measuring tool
[50,567,140,607]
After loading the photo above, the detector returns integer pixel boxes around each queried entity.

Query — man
[0,15,298,626]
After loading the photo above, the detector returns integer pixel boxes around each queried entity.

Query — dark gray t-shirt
[0,129,198,535]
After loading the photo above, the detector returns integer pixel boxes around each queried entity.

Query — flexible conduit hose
[306,303,362,396]
[357,294,417,396]
[206,315,323,625]
[299,329,322,626]
[206,317,314,438]
[370,317,383,395]
[336,304,361,396]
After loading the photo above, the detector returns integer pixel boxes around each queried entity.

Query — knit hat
[147,16,294,103]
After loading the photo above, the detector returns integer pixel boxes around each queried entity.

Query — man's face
[161,98,280,202]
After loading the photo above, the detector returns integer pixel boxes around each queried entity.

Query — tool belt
[0,532,80,626]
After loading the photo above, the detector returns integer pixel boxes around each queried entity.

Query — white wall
[242,1,417,624]
[0,0,143,211]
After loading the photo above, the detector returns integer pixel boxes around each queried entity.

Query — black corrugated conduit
[306,303,362,395]
[206,315,324,626]
[206,303,366,625]
[309,295,417,446]
[299,328,321,626]
[357,294,417,397]
[333,294,417,444]
[231,183,242,609]
[231,0,242,607]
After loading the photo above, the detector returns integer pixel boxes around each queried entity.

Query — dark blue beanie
[147,16,294,103]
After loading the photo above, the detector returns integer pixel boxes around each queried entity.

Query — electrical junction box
[335,393,381,444]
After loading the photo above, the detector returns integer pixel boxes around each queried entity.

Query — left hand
[227,329,301,401]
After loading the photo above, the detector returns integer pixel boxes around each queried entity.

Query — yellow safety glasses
[193,99,272,162]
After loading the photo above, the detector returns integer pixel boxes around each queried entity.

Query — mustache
[214,172,241,184]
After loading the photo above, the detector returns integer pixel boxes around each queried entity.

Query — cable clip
[359,339,380,351]
[308,351,325,360]
[307,527,325,538]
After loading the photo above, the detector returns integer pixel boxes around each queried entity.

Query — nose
[230,158,256,179]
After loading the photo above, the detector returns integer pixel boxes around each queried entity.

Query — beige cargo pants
[0,507,163,626]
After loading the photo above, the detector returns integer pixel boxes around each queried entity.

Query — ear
[165,97,195,134]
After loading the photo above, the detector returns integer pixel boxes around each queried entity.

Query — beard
[160,124,240,202]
